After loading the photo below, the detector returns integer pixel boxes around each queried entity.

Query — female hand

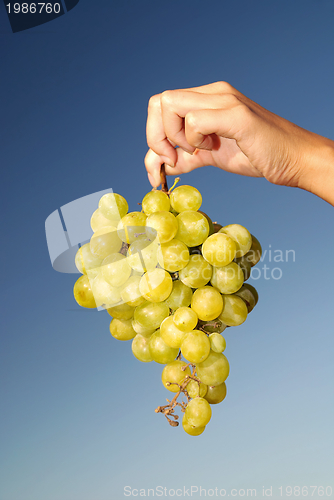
[145,82,334,205]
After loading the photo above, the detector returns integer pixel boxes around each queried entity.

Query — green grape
[139,268,172,303]
[107,302,135,320]
[91,273,122,308]
[244,234,262,267]
[209,333,226,353]
[90,209,117,232]
[134,301,169,330]
[191,286,224,321]
[164,280,193,310]
[90,227,122,259]
[186,379,208,398]
[157,239,190,272]
[196,351,230,386]
[197,319,227,334]
[120,276,146,307]
[160,315,188,348]
[148,329,179,364]
[132,334,153,362]
[211,262,244,294]
[234,255,251,281]
[173,307,198,332]
[142,190,170,215]
[198,211,214,236]
[127,236,158,273]
[175,211,209,247]
[132,319,156,337]
[234,283,258,313]
[98,192,128,222]
[75,243,103,279]
[73,275,97,308]
[161,360,191,393]
[201,233,236,267]
[117,212,147,244]
[169,185,202,212]
[179,254,212,288]
[184,397,212,427]
[110,317,137,341]
[181,330,211,364]
[219,294,248,326]
[219,224,252,258]
[101,253,131,287]
[204,382,227,404]
[182,415,205,436]
[145,211,178,244]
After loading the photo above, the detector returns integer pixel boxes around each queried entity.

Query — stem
[160,163,168,193]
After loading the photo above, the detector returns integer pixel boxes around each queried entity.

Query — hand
[145,82,334,205]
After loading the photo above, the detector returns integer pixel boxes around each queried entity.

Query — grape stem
[155,364,202,427]
[160,164,168,193]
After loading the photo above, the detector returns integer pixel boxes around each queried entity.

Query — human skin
[144,82,334,206]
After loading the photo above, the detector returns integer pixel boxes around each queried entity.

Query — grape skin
[132,334,153,362]
[204,382,227,405]
[179,254,212,288]
[191,286,224,321]
[184,397,212,427]
[176,211,209,247]
[148,329,179,364]
[181,330,211,364]
[196,350,230,386]
[161,360,191,393]
[170,185,202,212]
[73,275,97,309]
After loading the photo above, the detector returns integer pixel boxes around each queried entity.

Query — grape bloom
[72,181,261,436]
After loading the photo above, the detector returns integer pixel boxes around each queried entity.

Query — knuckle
[160,90,174,107]
[148,94,160,110]
[216,81,234,93]
[185,111,198,131]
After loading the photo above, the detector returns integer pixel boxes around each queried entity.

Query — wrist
[296,133,334,206]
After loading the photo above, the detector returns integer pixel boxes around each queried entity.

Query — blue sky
[1,1,334,499]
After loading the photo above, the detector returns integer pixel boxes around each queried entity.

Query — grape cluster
[73,183,261,436]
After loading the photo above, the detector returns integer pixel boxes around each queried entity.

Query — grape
[110,317,137,341]
[132,334,153,362]
[160,315,188,348]
[134,301,169,330]
[211,262,244,294]
[176,211,209,247]
[102,253,132,287]
[191,286,224,321]
[202,232,236,267]
[181,330,211,364]
[145,211,178,244]
[209,333,226,353]
[132,319,156,337]
[91,273,122,307]
[148,329,179,364]
[186,379,208,398]
[169,185,202,212]
[219,295,248,326]
[198,211,214,236]
[107,302,135,320]
[161,360,191,393]
[213,222,223,233]
[182,415,205,436]
[90,209,116,232]
[197,319,227,335]
[73,275,97,308]
[75,243,103,276]
[157,239,189,272]
[179,254,212,288]
[127,236,158,273]
[234,255,251,281]
[90,227,122,259]
[98,192,128,222]
[234,283,258,313]
[219,224,252,258]
[142,190,170,215]
[164,280,193,310]
[173,307,198,332]
[139,268,172,302]
[120,276,146,307]
[196,351,230,386]
[184,397,212,427]
[245,234,262,267]
[204,382,227,404]
[117,212,147,244]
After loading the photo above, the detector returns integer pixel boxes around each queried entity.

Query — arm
[144,81,334,206]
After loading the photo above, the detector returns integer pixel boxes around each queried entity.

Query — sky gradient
[1,1,334,499]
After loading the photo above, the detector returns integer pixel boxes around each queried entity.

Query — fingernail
[160,156,175,168]
[182,147,195,155]
[165,163,174,169]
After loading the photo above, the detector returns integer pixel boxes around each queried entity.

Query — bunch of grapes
[73,179,261,436]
